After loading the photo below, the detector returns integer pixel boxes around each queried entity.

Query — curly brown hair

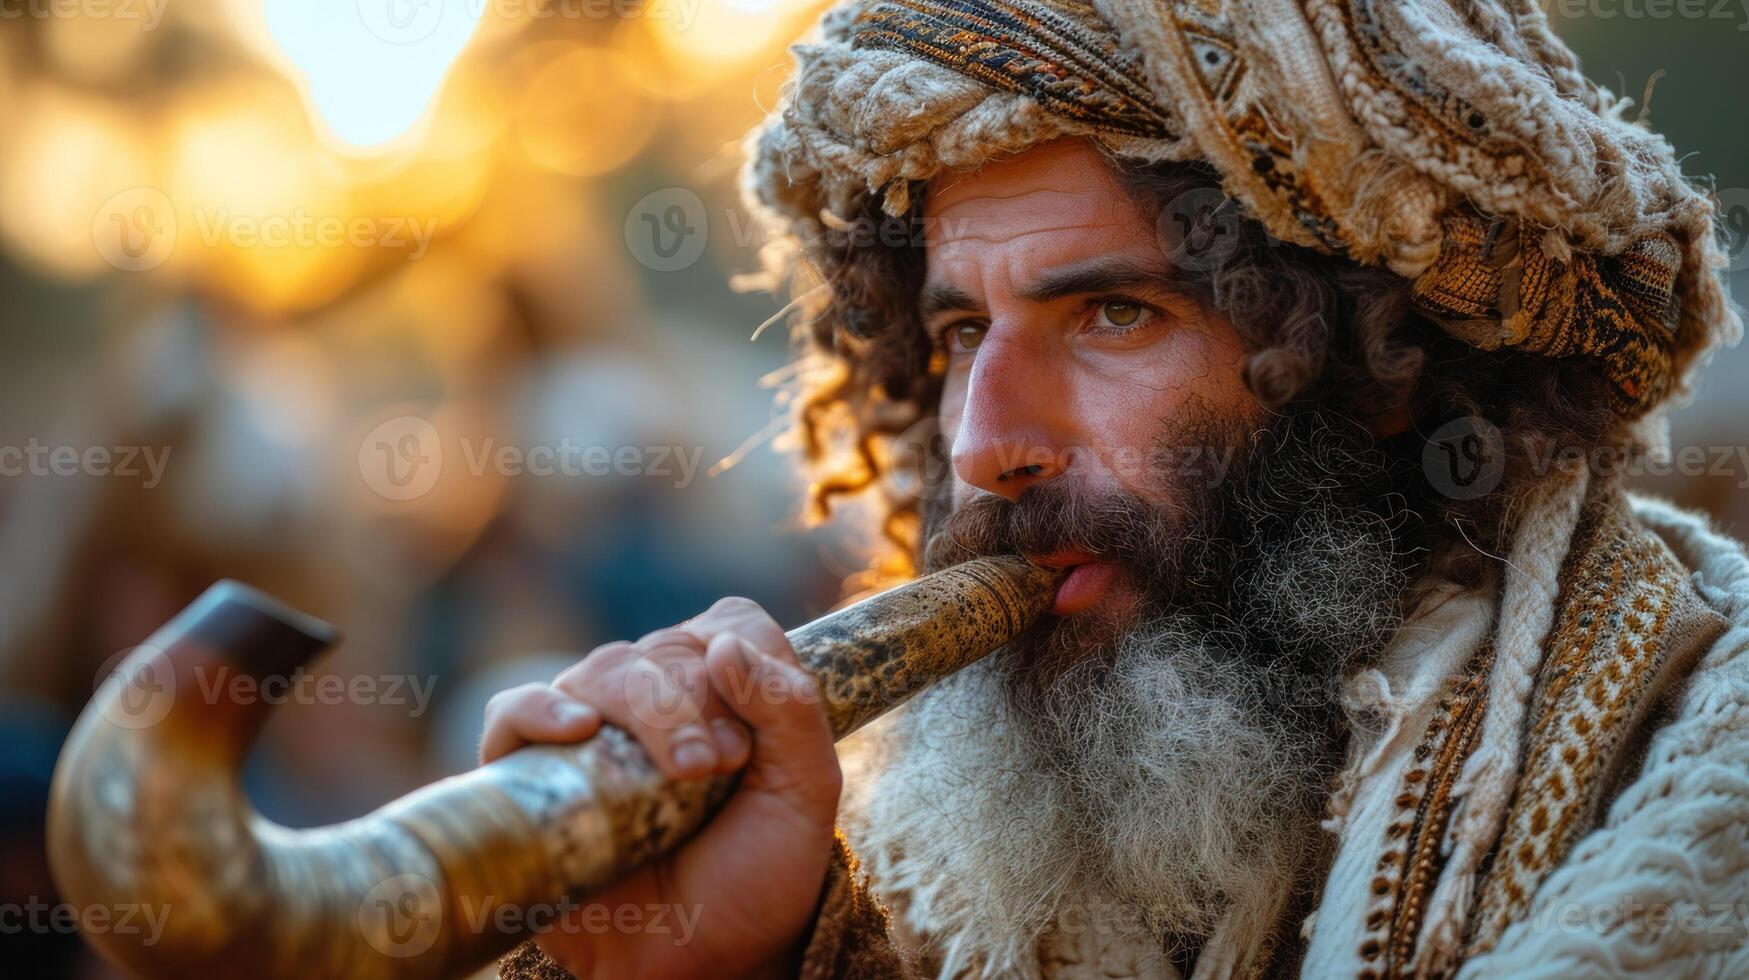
[778,151,1621,587]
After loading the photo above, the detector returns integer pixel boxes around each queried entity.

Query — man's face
[921,138,1261,623]
[874,142,1415,958]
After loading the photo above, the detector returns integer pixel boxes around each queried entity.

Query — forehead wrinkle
[932,220,1137,247]
[928,182,1133,222]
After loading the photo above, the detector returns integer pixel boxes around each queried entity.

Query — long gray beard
[844,413,1416,977]
[846,618,1334,977]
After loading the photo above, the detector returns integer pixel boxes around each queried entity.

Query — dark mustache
[921,480,1203,582]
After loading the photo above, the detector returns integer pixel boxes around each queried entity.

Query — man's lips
[1029,551,1121,616]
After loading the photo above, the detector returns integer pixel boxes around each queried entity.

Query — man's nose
[949,337,1070,501]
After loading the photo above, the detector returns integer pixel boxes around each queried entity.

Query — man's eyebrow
[1020,256,1179,303]
[917,256,1184,322]
[918,282,983,321]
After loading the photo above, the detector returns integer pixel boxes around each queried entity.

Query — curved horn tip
[160,580,342,673]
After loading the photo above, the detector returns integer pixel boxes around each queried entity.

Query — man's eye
[950,322,987,352]
[1096,300,1146,328]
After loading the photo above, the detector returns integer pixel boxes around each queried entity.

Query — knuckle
[636,626,704,656]
[563,641,634,683]
[483,682,542,718]
[588,640,637,665]
[691,596,784,643]
[711,596,786,639]
[708,595,764,618]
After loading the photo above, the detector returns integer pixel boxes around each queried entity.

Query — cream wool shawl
[1458,495,1749,978]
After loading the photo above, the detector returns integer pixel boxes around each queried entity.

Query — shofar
[48,555,1058,979]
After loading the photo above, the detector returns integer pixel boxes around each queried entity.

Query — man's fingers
[478,683,600,764]
[704,635,840,819]
[550,631,747,781]
[684,597,798,667]
[625,635,724,779]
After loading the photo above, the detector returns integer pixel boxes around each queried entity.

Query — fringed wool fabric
[1453,498,1749,977]
[1412,463,1592,966]
[1461,493,1738,967]
[1305,479,1730,980]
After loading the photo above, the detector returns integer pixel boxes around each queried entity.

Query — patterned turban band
[742,0,1741,417]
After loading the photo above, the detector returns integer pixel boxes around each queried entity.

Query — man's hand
[479,598,842,979]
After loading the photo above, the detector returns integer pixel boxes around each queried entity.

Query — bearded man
[490,1,1748,976]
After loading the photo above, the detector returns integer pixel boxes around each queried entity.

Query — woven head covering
[742,0,1741,418]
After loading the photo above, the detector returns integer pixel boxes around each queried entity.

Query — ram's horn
[48,555,1058,979]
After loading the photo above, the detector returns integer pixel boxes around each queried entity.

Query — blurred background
[0,2,1743,975]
